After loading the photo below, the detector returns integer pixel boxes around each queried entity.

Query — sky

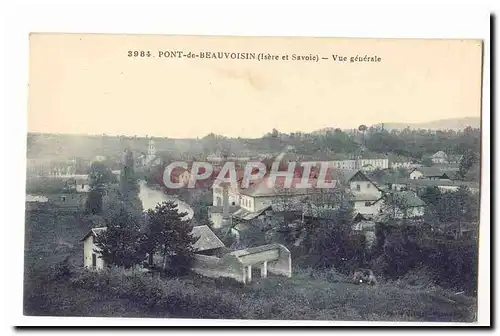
[27,34,483,138]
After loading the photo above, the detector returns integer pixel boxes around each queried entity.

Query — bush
[69,267,244,319]
[49,257,74,280]
[394,266,436,289]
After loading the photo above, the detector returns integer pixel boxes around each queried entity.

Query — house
[390,161,422,170]
[389,177,480,194]
[209,168,384,228]
[64,177,91,192]
[377,191,426,220]
[82,225,225,271]
[111,170,121,180]
[179,170,191,186]
[168,166,190,188]
[26,194,49,211]
[357,158,389,171]
[94,155,107,163]
[409,167,451,180]
[327,169,384,216]
[75,178,91,192]
[82,227,107,270]
[430,151,448,164]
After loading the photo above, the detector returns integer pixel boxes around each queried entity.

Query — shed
[81,227,107,270]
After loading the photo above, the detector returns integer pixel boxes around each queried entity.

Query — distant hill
[372,117,480,131]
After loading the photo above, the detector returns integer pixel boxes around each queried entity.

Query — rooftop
[391,191,426,207]
[238,169,363,197]
[412,167,450,177]
[81,227,107,241]
[81,225,225,252]
[392,178,480,189]
[191,225,225,252]
[26,195,49,203]
[431,151,448,158]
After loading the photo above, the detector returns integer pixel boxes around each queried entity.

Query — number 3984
[128,50,152,57]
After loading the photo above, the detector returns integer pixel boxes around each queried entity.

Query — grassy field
[23,208,477,321]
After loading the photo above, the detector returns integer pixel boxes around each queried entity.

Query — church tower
[146,138,156,165]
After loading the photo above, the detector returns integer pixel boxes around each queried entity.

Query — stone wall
[191,254,245,283]
[266,244,292,277]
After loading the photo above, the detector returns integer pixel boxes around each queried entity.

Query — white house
[358,158,389,171]
[75,178,91,192]
[82,227,107,270]
[327,158,388,171]
[94,155,107,163]
[179,170,192,187]
[409,167,451,180]
[430,151,448,164]
[391,161,422,170]
[342,169,384,217]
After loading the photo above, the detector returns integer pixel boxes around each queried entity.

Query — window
[92,253,97,268]
[356,184,361,191]
[367,183,371,189]
[232,201,235,206]
[365,201,371,206]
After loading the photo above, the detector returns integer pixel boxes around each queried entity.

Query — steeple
[146,138,156,164]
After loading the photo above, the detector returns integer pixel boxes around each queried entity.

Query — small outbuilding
[81,227,107,270]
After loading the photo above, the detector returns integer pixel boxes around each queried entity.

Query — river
[138,180,194,219]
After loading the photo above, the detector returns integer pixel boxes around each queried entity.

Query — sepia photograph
[22,32,485,325]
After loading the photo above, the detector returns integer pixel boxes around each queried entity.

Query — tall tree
[358,124,367,145]
[458,150,479,180]
[85,161,114,214]
[306,194,362,271]
[379,192,411,223]
[436,186,479,237]
[420,186,442,208]
[120,149,143,215]
[94,205,146,268]
[144,201,197,275]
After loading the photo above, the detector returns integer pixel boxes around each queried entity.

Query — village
[23,127,480,320]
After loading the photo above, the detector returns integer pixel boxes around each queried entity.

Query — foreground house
[82,227,107,269]
[82,225,225,271]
